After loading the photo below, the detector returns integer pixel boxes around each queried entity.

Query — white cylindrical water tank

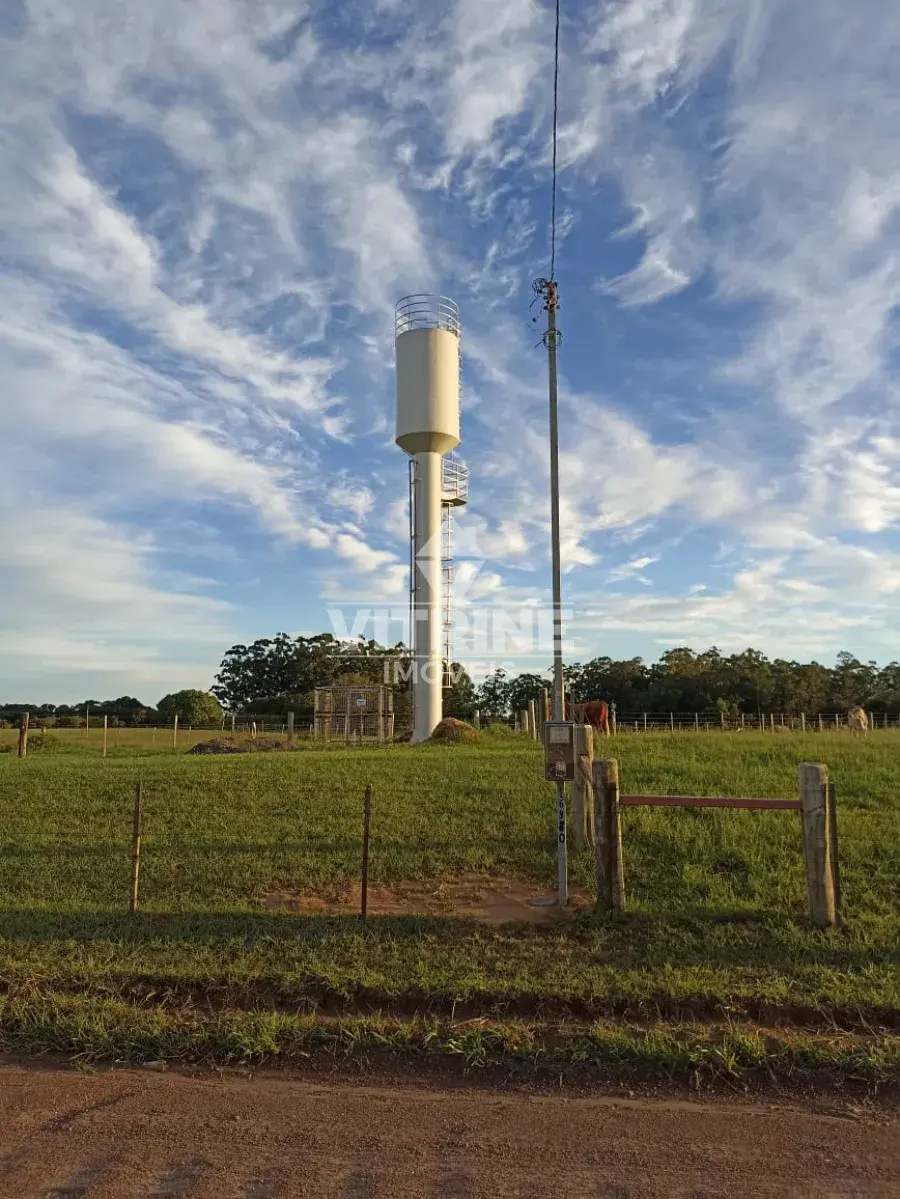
[394,295,461,742]
[395,296,460,456]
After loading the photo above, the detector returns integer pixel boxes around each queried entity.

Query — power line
[549,0,561,282]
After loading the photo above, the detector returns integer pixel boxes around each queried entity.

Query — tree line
[212,638,900,720]
[0,691,222,728]
[483,647,900,720]
[6,640,896,727]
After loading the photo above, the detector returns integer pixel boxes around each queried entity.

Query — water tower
[395,295,468,742]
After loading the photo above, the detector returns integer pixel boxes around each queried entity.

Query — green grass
[0,726,272,755]
[2,990,897,1085]
[1,731,898,1081]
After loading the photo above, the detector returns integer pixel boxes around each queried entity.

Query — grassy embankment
[0,730,897,1085]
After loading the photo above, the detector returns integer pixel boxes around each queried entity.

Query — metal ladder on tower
[442,502,453,687]
[440,455,469,689]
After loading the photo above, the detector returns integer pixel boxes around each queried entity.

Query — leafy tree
[831,652,878,711]
[476,668,511,719]
[157,690,222,727]
[506,672,549,716]
[212,632,419,728]
[566,656,649,705]
[871,662,900,711]
[212,633,409,713]
[442,664,477,719]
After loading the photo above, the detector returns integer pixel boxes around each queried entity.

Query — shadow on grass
[0,838,553,858]
[1,907,897,973]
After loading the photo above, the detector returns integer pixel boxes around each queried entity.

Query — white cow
[847,706,869,736]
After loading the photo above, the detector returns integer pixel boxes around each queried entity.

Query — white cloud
[0,503,231,700]
[608,554,658,581]
[572,539,900,661]
[328,483,375,522]
[443,0,545,160]
[333,533,398,573]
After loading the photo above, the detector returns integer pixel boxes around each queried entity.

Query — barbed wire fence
[3,708,898,755]
[498,708,897,734]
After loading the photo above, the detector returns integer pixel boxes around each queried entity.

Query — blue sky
[2,0,900,704]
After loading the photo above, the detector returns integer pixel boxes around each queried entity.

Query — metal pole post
[546,291,564,722]
[541,279,567,907]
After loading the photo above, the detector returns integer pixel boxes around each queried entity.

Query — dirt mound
[264,873,590,924]
[187,738,249,755]
[428,718,479,743]
[187,737,294,755]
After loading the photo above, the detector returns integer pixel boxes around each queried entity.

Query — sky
[2,0,899,704]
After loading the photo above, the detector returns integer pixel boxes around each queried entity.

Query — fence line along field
[3,708,899,757]
[0,728,897,1084]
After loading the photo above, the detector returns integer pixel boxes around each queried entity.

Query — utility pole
[541,279,565,723]
[536,276,567,905]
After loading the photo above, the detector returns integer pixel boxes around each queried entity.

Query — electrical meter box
[543,721,576,781]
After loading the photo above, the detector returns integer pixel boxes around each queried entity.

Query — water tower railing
[442,455,469,505]
[395,295,461,337]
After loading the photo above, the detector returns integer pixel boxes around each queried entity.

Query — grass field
[0,730,897,1084]
[0,725,279,755]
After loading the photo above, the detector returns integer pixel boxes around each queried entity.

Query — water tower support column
[413,450,444,742]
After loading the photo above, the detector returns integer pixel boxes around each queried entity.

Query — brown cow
[566,699,610,737]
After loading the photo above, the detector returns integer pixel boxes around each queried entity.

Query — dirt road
[0,1063,896,1198]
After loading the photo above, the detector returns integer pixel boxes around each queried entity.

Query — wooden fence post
[528,699,538,740]
[103,714,109,758]
[593,758,624,912]
[834,713,839,731]
[473,708,481,731]
[571,725,594,847]
[130,782,142,914]
[360,784,372,920]
[643,712,648,732]
[827,781,841,916]
[800,713,806,733]
[287,711,295,741]
[17,713,29,759]
[669,712,674,732]
[798,763,835,929]
[173,714,178,749]
[740,712,745,730]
